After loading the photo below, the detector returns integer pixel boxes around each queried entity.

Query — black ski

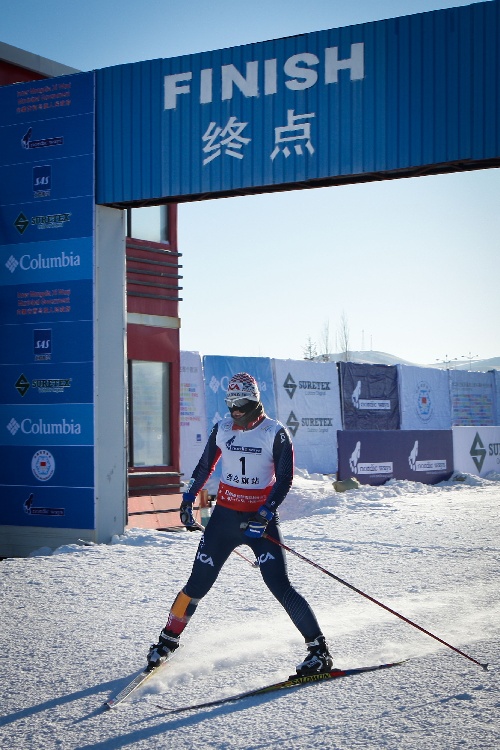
[156,659,406,715]
[105,650,178,709]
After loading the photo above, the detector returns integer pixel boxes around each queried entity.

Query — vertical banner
[180,351,207,483]
[0,72,96,530]
[449,371,496,426]
[398,365,452,430]
[493,371,500,426]
[339,362,400,430]
[338,430,453,485]
[272,359,341,473]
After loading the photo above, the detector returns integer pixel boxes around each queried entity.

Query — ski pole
[263,533,488,671]
[193,522,259,568]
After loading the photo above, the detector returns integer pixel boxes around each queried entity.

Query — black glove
[180,492,197,530]
[242,505,274,539]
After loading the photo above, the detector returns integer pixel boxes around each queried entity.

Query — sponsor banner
[180,351,208,483]
[398,365,452,430]
[452,426,500,477]
[202,355,276,426]
[0,403,94,447]
[2,73,94,127]
[0,361,93,405]
[0,445,94,488]
[339,362,400,430]
[0,484,94,529]
[0,236,94,285]
[0,278,93,325]
[0,196,94,246]
[0,155,94,206]
[338,430,453,485]
[272,359,341,473]
[1,320,93,366]
[449,370,496,426]
[494,371,500,426]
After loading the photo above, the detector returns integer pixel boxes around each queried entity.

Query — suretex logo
[470,432,487,472]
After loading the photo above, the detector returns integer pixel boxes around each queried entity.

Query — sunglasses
[225,397,252,409]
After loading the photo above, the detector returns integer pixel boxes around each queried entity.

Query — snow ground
[1,471,499,750]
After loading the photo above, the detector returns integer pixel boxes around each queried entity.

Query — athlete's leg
[247,515,323,641]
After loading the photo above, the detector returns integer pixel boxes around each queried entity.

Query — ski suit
[164,413,323,642]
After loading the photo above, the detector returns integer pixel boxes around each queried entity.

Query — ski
[105,651,177,709]
[156,659,406,715]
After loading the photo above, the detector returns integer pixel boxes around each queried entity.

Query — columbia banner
[180,351,207,482]
[339,363,400,431]
[398,365,452,430]
[272,359,341,473]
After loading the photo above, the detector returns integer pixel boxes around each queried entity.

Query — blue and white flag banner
[202,355,276,426]
[398,365,452,430]
[179,351,207,484]
[449,370,496,426]
[272,359,341,474]
[339,362,400,430]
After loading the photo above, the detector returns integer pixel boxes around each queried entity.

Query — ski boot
[147,630,180,671]
[295,636,333,676]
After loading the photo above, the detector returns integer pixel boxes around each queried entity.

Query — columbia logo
[6,255,18,273]
[209,375,220,393]
[7,418,20,435]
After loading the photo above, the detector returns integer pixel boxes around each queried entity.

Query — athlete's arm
[264,427,294,512]
[189,424,222,495]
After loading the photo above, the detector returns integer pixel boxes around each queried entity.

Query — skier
[147,372,333,676]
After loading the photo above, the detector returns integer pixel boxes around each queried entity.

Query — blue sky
[2,0,498,365]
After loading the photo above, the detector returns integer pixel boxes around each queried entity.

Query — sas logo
[33,165,51,198]
[34,329,52,361]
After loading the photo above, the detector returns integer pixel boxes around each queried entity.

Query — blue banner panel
[0,484,94,529]
[0,445,94,488]
[0,278,93,325]
[0,196,94,246]
[0,403,94,447]
[337,430,453,485]
[0,236,94,285]
[340,362,400,430]
[202,355,276,430]
[0,154,94,205]
[0,71,96,537]
[2,320,93,366]
[0,74,94,127]
[0,361,93,405]
[96,1,500,204]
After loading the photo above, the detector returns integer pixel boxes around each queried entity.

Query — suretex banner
[273,359,341,473]
[452,426,500,477]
